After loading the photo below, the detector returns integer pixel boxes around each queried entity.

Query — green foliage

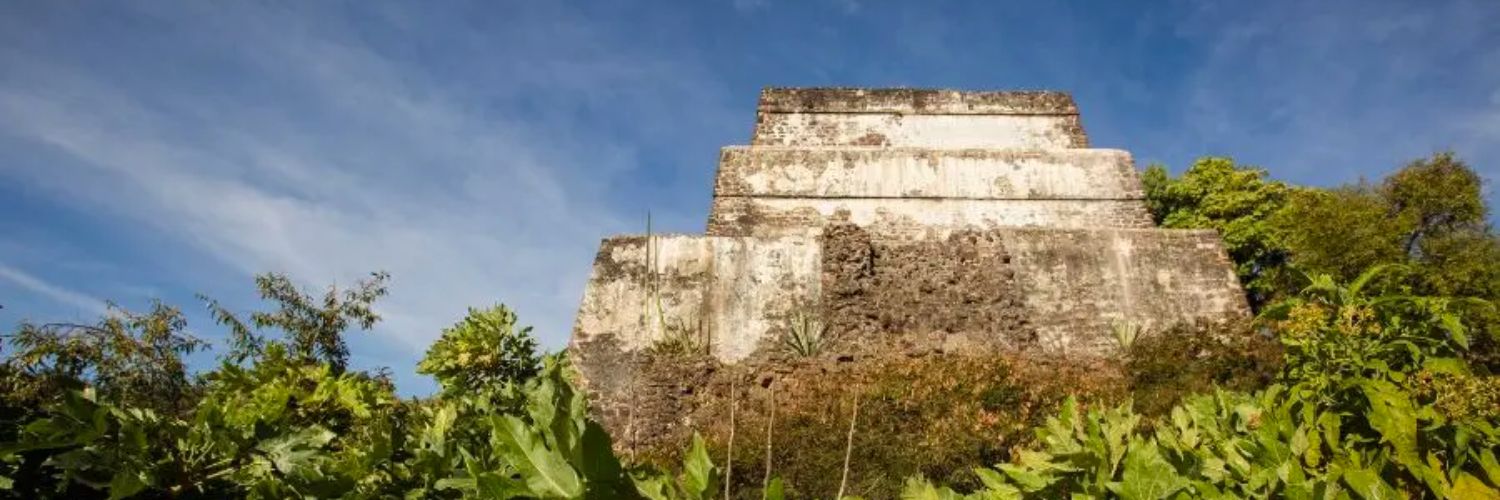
[0,270,779,499]
[1272,186,1408,285]
[1,302,205,416]
[1142,158,1292,308]
[686,353,1133,499]
[206,271,389,373]
[908,269,1500,498]
[1151,152,1500,372]
[418,305,542,395]
[1381,152,1488,258]
[1123,322,1282,418]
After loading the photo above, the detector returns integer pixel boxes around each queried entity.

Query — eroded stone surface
[752,113,1089,148]
[706,197,1155,236]
[756,88,1080,115]
[571,234,821,363]
[713,147,1143,199]
[751,88,1089,148]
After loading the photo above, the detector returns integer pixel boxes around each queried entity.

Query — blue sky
[2,0,1497,395]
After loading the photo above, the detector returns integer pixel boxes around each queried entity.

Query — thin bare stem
[762,384,776,498]
[625,350,639,461]
[724,375,737,500]
[835,394,860,500]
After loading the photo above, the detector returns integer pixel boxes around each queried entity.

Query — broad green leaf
[1106,439,1188,500]
[1422,357,1467,375]
[579,420,627,498]
[257,427,335,475]
[1480,449,1500,487]
[1359,381,1419,469]
[1451,473,1500,500]
[899,476,967,500]
[1341,466,1405,500]
[433,477,475,492]
[679,433,717,499]
[107,470,147,500]
[1317,412,1341,459]
[633,475,673,500]
[974,467,1009,490]
[492,414,583,498]
[1439,314,1469,349]
[474,471,531,499]
[998,463,1056,492]
[763,477,785,500]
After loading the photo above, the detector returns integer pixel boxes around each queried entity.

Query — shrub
[1124,322,1282,418]
[418,304,542,395]
[677,352,1128,499]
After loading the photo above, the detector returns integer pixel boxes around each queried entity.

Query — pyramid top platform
[756,87,1081,115]
[751,87,1090,148]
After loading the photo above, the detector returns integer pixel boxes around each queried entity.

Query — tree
[418,305,541,395]
[204,271,389,374]
[1,301,205,416]
[1272,184,1408,284]
[1382,152,1487,258]
[1142,158,1292,308]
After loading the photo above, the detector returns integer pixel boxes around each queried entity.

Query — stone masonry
[568,87,1250,443]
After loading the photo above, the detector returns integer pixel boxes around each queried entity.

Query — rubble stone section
[568,86,1251,446]
[819,224,1249,354]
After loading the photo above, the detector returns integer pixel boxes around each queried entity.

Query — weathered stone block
[705,197,1155,237]
[751,88,1089,148]
[570,234,821,363]
[713,147,1144,199]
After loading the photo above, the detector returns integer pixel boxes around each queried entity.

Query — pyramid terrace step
[713,147,1143,200]
[706,197,1154,237]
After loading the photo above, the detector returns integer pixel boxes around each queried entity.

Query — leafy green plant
[418,304,542,395]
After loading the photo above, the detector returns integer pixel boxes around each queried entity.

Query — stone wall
[569,223,1250,447]
[571,234,821,363]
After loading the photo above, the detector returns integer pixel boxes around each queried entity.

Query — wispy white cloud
[0,1,738,381]
[1165,0,1500,195]
[0,262,106,316]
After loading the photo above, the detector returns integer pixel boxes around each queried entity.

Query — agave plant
[779,306,828,357]
[1110,320,1145,351]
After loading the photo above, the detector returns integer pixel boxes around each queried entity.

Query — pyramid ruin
[568,88,1250,441]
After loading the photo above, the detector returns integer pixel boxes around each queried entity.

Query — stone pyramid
[568,88,1250,438]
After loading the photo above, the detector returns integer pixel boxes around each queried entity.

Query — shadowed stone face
[567,87,1250,446]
